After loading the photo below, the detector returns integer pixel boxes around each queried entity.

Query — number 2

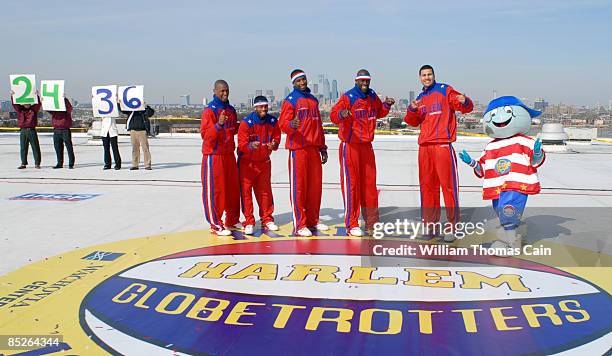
[12,76,34,104]
[96,88,113,115]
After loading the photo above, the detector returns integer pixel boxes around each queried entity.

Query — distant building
[265,90,274,105]
[534,98,549,112]
[409,91,415,103]
[332,80,338,101]
[180,95,191,106]
[202,97,207,106]
[323,79,331,101]
[255,90,263,97]
[312,83,319,95]
[284,87,290,97]
[609,99,612,111]
[1,100,13,113]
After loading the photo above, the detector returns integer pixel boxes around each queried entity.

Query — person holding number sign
[48,97,75,169]
[200,80,241,236]
[11,91,42,169]
[100,112,122,170]
[121,104,154,170]
[403,65,474,241]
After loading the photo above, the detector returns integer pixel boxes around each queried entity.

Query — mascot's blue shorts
[492,191,528,230]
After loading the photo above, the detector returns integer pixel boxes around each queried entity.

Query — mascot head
[483,96,541,138]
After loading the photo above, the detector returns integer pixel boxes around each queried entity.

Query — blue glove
[459,150,476,167]
[533,138,542,156]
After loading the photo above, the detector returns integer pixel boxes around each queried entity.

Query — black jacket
[123,106,155,132]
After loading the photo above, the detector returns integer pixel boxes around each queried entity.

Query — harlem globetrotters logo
[79,239,611,355]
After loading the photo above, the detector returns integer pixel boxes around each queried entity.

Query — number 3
[96,88,113,115]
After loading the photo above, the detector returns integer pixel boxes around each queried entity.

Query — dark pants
[53,129,75,167]
[101,133,121,168]
[20,128,41,166]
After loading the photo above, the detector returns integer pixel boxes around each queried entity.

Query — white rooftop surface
[1,132,612,275]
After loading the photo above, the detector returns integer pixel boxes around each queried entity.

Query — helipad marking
[8,193,100,202]
[0,226,609,355]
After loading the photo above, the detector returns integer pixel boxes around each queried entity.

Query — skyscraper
[409,91,415,103]
[255,89,263,97]
[534,98,549,112]
[1,100,12,113]
[331,80,338,101]
[266,90,274,104]
[313,83,319,94]
[180,94,191,106]
[323,79,331,101]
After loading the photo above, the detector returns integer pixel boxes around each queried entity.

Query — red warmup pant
[339,142,379,229]
[288,147,322,231]
[201,153,240,231]
[418,143,460,227]
[239,158,274,226]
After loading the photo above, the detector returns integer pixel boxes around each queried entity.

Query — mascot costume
[459,96,545,249]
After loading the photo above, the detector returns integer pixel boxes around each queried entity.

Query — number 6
[118,85,144,111]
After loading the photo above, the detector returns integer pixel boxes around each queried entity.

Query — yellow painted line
[457,131,488,137]
[594,138,612,143]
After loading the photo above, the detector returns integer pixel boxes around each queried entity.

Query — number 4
[42,83,60,109]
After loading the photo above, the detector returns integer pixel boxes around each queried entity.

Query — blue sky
[2,0,611,107]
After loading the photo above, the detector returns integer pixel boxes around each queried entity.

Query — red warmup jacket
[238,112,281,162]
[49,98,73,129]
[13,101,41,128]
[330,85,390,143]
[278,88,327,152]
[403,82,473,145]
[200,96,239,155]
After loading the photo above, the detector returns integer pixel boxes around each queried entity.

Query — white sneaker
[244,225,254,235]
[212,228,232,236]
[265,222,279,231]
[500,229,522,248]
[297,227,313,237]
[314,223,329,231]
[349,227,364,237]
[490,240,514,257]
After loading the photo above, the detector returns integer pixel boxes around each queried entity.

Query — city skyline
[1,1,611,107]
